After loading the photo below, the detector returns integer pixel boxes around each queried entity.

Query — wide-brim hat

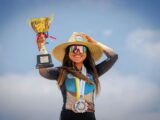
[52,32,103,62]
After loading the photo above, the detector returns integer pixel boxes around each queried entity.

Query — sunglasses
[69,45,87,54]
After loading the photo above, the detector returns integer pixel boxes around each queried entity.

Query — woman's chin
[74,60,82,64]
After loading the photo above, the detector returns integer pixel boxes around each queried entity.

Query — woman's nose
[74,49,81,54]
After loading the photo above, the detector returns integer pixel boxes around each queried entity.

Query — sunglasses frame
[69,45,87,54]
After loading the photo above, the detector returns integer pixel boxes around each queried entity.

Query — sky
[0,0,160,120]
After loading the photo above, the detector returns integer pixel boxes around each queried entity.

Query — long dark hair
[57,46,100,95]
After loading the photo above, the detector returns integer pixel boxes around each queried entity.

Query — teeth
[74,55,81,57]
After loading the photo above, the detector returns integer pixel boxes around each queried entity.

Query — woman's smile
[69,52,86,64]
[73,54,83,58]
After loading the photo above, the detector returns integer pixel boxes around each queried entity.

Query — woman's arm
[39,67,60,80]
[85,34,118,77]
[36,33,60,80]
[95,42,118,77]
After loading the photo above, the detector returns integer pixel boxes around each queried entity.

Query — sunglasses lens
[69,45,86,53]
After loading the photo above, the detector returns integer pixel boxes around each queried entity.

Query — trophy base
[36,54,53,69]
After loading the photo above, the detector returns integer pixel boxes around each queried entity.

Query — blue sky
[0,0,160,120]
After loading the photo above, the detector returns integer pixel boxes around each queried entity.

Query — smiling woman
[37,32,118,120]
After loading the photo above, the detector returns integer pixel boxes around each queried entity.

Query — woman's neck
[74,62,83,71]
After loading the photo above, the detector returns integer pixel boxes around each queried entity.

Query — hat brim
[52,41,103,62]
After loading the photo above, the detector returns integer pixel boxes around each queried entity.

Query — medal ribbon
[75,65,86,101]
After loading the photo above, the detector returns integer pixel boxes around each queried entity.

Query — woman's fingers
[84,35,97,44]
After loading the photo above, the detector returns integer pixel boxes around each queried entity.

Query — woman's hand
[37,33,46,51]
[84,34,106,50]
[84,33,116,57]
[84,34,97,44]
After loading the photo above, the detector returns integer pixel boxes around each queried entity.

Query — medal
[72,95,88,113]
[72,66,88,113]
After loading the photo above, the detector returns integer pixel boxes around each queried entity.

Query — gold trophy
[30,17,54,68]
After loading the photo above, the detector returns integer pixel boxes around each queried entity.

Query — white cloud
[0,72,62,120]
[126,28,160,63]
[103,29,113,38]
[0,71,160,120]
[96,70,160,120]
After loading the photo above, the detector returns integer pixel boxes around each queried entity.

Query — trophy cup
[30,17,54,69]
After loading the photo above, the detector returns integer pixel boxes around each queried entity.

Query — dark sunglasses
[69,45,87,54]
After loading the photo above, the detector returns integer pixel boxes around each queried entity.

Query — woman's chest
[65,73,96,95]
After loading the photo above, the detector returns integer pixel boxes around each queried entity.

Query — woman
[37,32,118,120]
